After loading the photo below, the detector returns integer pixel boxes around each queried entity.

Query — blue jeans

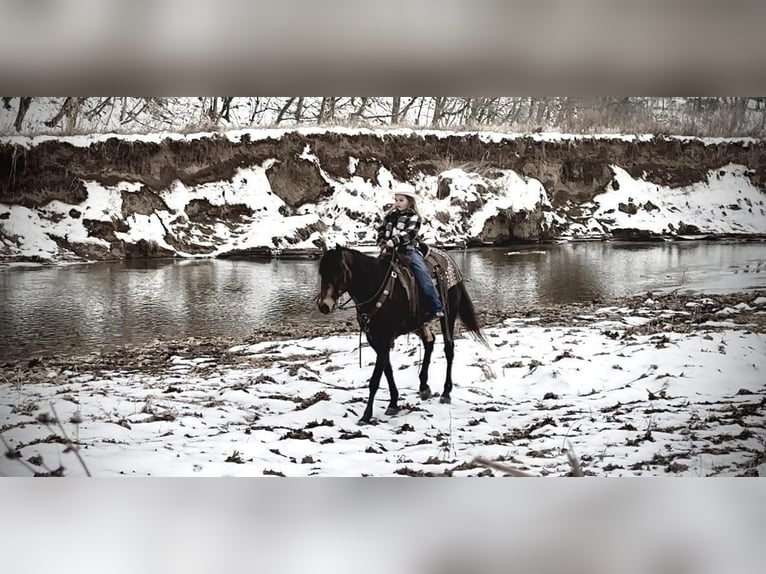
[406,248,443,315]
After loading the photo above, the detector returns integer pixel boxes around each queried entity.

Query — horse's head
[317,246,352,314]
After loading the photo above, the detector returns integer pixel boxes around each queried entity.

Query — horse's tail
[457,281,489,347]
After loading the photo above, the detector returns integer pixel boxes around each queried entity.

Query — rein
[337,251,397,312]
[336,250,398,367]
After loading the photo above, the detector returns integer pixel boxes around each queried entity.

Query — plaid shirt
[376,208,422,251]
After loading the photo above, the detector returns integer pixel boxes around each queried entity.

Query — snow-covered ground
[2,293,764,477]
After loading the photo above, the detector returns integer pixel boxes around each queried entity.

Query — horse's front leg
[382,355,399,416]
[359,354,384,424]
[360,342,397,424]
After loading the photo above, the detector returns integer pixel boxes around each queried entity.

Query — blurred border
[1,479,764,574]
[2,1,765,573]
[1,0,765,94]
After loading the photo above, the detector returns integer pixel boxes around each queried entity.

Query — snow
[1,295,764,478]
[587,164,766,235]
[1,124,762,149]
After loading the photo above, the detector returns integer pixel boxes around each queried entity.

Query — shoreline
[2,234,766,266]
[3,290,764,373]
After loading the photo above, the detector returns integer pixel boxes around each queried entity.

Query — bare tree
[84,97,114,120]
[13,97,33,131]
[45,97,88,129]
[2,96,763,136]
[349,97,369,122]
[275,97,295,125]
[431,97,447,126]
[391,96,401,124]
[393,97,420,125]
[318,97,339,124]
[219,97,234,122]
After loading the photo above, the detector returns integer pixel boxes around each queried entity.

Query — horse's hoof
[419,388,432,400]
[385,406,399,416]
[358,417,375,426]
[440,395,451,404]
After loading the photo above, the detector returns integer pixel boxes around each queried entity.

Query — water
[1,241,765,360]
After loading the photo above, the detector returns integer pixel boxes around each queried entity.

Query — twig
[475,442,586,477]
[48,404,92,477]
[565,441,585,477]
[473,457,534,477]
[0,432,39,476]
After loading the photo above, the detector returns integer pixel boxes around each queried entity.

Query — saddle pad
[426,247,462,289]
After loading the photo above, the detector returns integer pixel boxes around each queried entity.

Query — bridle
[325,250,398,312]
[318,250,400,366]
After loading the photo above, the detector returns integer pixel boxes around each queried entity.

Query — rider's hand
[385,239,395,249]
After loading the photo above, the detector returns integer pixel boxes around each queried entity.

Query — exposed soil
[2,133,765,210]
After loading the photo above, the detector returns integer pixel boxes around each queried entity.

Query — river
[1,241,765,361]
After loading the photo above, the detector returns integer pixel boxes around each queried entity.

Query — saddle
[393,247,463,318]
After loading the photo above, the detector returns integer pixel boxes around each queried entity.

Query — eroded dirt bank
[1,131,765,262]
[3,132,765,208]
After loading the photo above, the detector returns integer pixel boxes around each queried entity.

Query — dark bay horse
[317,246,487,424]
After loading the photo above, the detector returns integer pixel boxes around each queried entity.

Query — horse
[316,245,487,424]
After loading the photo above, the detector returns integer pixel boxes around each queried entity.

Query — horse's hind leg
[418,334,435,401]
[440,314,456,404]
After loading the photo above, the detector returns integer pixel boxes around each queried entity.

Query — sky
[1,128,765,264]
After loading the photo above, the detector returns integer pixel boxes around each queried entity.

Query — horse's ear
[340,249,353,283]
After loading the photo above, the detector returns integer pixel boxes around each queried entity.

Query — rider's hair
[391,193,420,216]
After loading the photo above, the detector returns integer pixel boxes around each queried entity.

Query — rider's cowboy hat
[392,186,418,200]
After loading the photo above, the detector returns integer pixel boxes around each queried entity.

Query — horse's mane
[319,246,387,279]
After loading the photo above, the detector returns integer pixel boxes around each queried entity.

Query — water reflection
[1,242,765,360]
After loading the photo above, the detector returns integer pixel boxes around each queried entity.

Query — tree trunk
[431,97,446,126]
[415,98,426,125]
[350,97,369,122]
[391,97,401,124]
[14,97,33,131]
[467,97,481,125]
[249,97,262,123]
[399,97,419,124]
[45,97,76,129]
[220,97,233,121]
[275,98,295,125]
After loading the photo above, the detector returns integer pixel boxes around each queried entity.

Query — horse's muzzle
[317,301,332,314]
